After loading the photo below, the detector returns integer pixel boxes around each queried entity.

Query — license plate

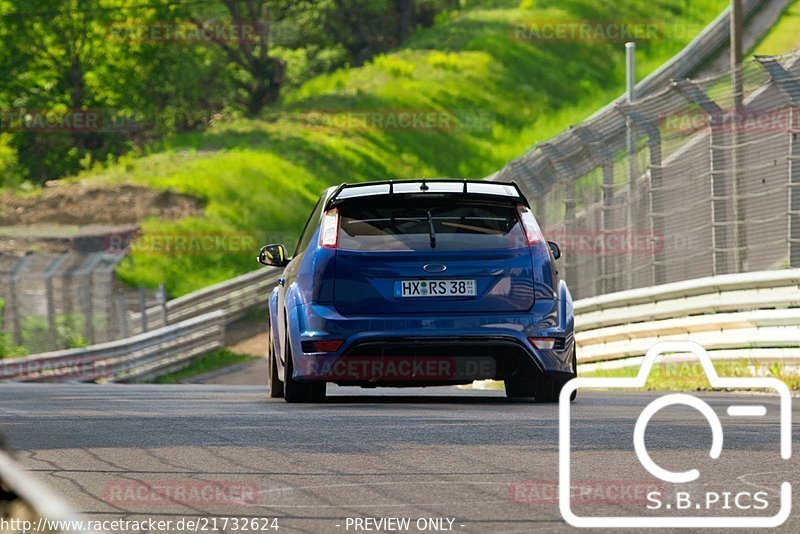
[396,279,477,297]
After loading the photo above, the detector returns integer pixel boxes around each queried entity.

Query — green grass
[751,0,800,57]
[153,349,256,384]
[72,0,733,296]
[579,361,800,390]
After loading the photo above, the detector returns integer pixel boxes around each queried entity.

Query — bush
[0,299,27,359]
[18,313,87,354]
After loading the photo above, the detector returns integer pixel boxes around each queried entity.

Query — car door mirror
[548,241,561,260]
[258,244,289,267]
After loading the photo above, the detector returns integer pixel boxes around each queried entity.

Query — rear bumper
[286,296,574,384]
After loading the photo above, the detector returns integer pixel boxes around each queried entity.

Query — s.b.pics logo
[559,341,792,528]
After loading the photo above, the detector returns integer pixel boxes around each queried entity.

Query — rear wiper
[426,209,437,249]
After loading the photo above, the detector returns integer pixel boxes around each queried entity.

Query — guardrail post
[755,56,800,267]
[158,283,168,327]
[572,125,618,294]
[116,297,129,338]
[674,80,735,276]
[138,287,148,332]
[617,104,666,286]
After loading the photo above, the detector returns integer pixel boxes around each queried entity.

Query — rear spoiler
[324,179,530,210]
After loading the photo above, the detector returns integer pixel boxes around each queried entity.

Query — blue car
[258,180,575,403]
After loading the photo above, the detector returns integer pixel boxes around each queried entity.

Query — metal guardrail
[575,269,800,369]
[8,264,797,381]
[127,267,280,334]
[0,265,278,383]
[0,310,225,383]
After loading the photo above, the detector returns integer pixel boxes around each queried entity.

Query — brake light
[320,208,339,248]
[517,205,544,245]
[301,340,345,353]
[311,340,344,352]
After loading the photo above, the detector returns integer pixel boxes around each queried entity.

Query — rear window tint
[338,202,526,251]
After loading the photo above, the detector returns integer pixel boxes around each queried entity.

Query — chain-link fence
[0,252,163,354]
[495,48,800,300]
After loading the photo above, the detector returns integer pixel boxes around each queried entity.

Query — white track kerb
[558,340,792,528]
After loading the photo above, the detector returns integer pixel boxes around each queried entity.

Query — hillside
[63,0,738,296]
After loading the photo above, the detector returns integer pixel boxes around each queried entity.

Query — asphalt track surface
[0,383,798,534]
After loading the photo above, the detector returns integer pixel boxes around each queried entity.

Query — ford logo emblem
[423,264,447,273]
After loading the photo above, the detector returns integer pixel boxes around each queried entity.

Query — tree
[190,0,286,115]
[0,0,116,180]
[0,0,460,183]
[394,0,413,43]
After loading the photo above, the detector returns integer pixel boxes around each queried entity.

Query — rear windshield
[338,201,526,251]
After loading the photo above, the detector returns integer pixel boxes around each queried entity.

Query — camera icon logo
[559,341,792,528]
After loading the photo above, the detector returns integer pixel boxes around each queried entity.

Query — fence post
[8,254,34,345]
[572,125,618,294]
[80,253,105,345]
[617,104,666,286]
[44,253,70,350]
[97,253,125,343]
[539,142,578,296]
[501,158,550,206]
[626,41,638,250]
[754,56,800,267]
[674,80,734,276]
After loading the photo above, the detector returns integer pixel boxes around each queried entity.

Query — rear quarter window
[338,202,527,251]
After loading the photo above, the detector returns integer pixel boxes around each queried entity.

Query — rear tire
[505,348,578,402]
[267,327,284,399]
[531,377,560,403]
[569,347,578,402]
[284,338,326,403]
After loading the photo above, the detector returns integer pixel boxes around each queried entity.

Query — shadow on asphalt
[299,395,538,405]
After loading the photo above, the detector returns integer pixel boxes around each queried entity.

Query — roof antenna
[420,178,429,191]
[389,179,394,194]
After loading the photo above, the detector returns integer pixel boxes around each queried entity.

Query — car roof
[324,179,528,209]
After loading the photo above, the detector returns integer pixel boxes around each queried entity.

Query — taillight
[517,205,544,245]
[320,208,339,248]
